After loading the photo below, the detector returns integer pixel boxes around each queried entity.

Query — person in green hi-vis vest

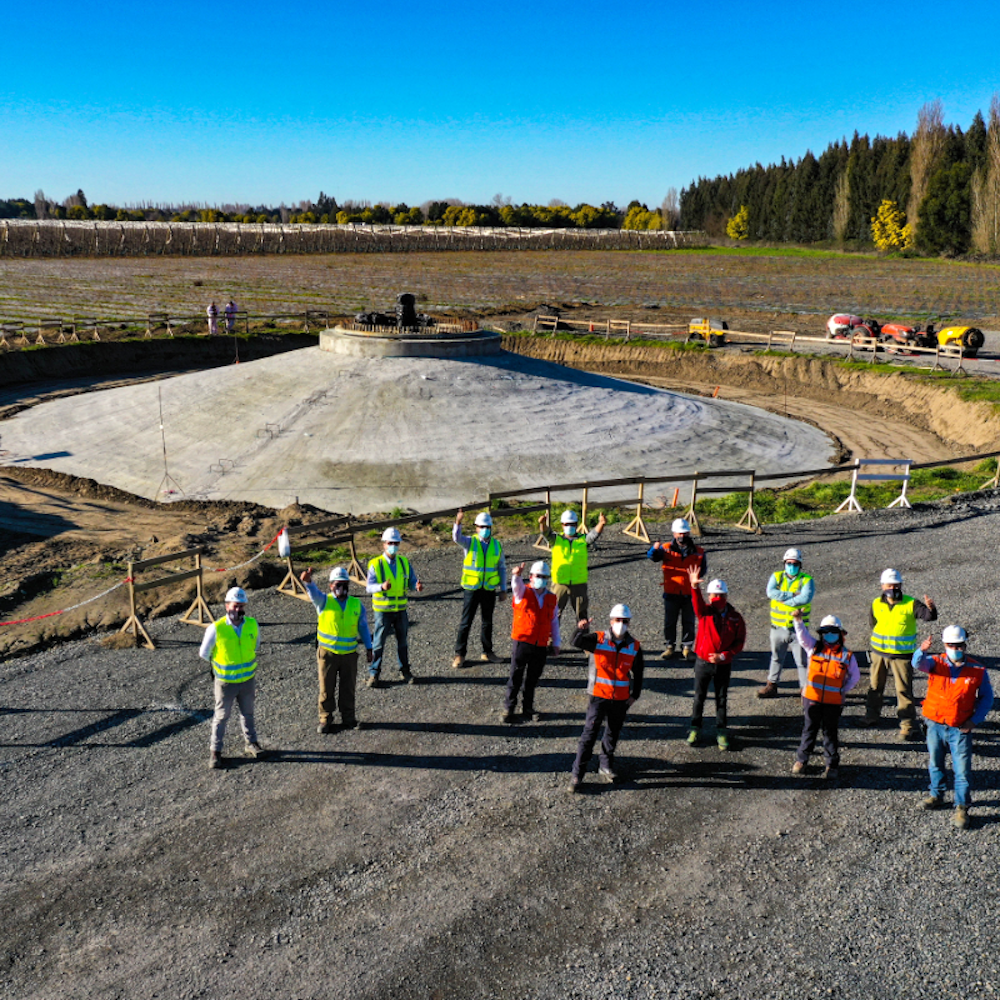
[451,509,507,669]
[538,507,606,625]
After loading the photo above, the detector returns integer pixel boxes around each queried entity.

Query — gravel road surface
[4,497,1000,999]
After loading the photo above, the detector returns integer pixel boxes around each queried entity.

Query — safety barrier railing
[835,459,913,513]
[120,546,214,649]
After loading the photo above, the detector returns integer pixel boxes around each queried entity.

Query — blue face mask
[822,632,840,645]
[946,647,966,664]
[477,527,490,540]
[564,525,577,537]
[386,544,399,556]
[785,563,800,578]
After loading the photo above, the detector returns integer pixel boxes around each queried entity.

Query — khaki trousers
[866,653,916,730]
[553,582,588,623]
[318,648,358,725]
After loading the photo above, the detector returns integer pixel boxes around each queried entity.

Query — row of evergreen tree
[679,99,1000,255]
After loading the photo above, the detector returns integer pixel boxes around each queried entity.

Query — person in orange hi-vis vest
[568,604,645,792]
[914,626,994,830]
[790,610,860,783]
[503,560,560,724]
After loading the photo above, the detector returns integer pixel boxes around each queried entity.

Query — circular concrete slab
[0,348,836,513]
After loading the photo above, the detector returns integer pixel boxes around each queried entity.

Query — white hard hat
[880,568,902,586]
[819,614,844,631]
[329,566,350,582]
[942,625,968,644]
[609,603,631,620]
[474,511,493,527]
[783,548,803,563]
[382,527,402,543]
[707,579,728,595]
[560,509,579,525]
[672,518,691,534]
[225,587,248,604]
[529,560,550,578]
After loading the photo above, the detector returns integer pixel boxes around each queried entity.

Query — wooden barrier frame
[685,470,761,535]
[120,546,213,649]
[276,515,355,598]
[834,458,913,514]
[147,312,173,338]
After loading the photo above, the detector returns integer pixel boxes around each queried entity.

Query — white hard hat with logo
[942,625,967,644]
[382,527,402,543]
[329,566,350,582]
[819,614,844,632]
[672,518,691,534]
[707,579,728,595]
[880,568,902,586]
[610,603,631,620]
[474,511,493,527]
[225,587,248,604]
[529,560,550,578]
[783,548,803,563]
[560,510,579,525]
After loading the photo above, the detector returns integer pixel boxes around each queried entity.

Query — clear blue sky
[3,0,1000,210]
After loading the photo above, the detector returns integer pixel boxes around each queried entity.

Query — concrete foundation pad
[320,325,501,358]
[0,348,835,513]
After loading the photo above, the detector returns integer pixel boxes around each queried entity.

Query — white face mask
[611,621,628,638]
[530,576,547,590]
[563,524,577,536]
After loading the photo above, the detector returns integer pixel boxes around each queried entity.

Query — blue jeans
[926,720,973,807]
[371,610,410,677]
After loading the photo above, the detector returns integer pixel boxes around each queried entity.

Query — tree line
[681,98,1000,256]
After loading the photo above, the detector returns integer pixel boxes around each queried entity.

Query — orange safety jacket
[658,545,705,596]
[511,590,557,646]
[803,645,852,705]
[921,654,986,728]
[589,631,639,701]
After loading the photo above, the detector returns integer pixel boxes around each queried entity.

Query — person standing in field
[538,508,606,625]
[646,517,706,661]
[207,301,219,336]
[224,299,238,334]
[758,547,815,698]
[451,509,507,668]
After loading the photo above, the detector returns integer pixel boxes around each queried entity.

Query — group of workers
[200,510,992,829]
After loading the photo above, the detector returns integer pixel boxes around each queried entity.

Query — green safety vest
[871,596,918,655]
[317,594,363,654]
[461,536,502,591]
[551,534,588,586]
[371,554,411,612]
[211,616,259,683]
[769,570,813,628]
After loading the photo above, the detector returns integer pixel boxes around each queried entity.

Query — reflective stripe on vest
[590,632,638,701]
[660,546,704,595]
[372,554,410,612]
[211,617,258,683]
[803,646,851,705]
[461,536,501,591]
[511,589,557,646]
[769,570,813,628]
[922,654,985,728]
[317,595,363,654]
[870,596,917,655]
[551,535,588,586]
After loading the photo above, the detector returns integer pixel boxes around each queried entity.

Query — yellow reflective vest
[318,595,363,654]
[769,570,813,627]
[211,617,259,683]
[870,596,917,656]
[461,536,502,591]
[551,534,588,586]
[371,554,411,612]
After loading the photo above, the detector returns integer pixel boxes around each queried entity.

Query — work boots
[757,682,779,699]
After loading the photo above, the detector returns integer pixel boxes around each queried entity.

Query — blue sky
[3,0,1000,210]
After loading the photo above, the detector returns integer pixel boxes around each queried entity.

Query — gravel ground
[4,497,1000,999]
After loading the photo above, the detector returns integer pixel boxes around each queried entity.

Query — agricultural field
[1,247,1000,329]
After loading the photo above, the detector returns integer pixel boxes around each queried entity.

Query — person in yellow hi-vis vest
[365,527,423,688]
[451,509,507,668]
[863,568,937,739]
[199,586,266,769]
[300,565,373,733]
[538,508,606,624]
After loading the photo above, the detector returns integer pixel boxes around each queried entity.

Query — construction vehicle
[880,322,984,356]
[688,318,728,347]
[826,314,863,339]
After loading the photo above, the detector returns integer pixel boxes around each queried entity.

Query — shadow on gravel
[266,748,570,772]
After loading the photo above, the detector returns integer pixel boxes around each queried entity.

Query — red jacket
[691,587,746,664]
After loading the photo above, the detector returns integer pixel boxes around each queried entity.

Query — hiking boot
[599,765,617,783]
[317,721,337,734]
[209,751,223,770]
[501,710,516,725]
[365,675,381,689]
[660,644,675,660]
[823,767,839,784]
[757,682,779,699]
[451,655,464,669]
[399,669,416,684]
[921,794,945,810]
[568,775,582,793]
[954,806,969,829]
[857,716,879,729]
[341,719,361,730]
[480,652,500,663]
[244,742,266,759]
[899,727,921,742]
[681,646,694,662]
[717,732,730,752]
[791,760,806,775]
[686,728,699,746]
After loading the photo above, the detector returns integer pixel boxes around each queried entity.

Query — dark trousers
[505,640,547,713]
[454,588,497,656]
[691,657,731,730]
[572,696,629,778]
[796,699,843,767]
[317,648,358,725]
[663,592,695,646]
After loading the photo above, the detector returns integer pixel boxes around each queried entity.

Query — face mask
[530,576,547,590]
[822,632,840,645]
[709,595,726,606]
[611,621,628,638]
[885,586,902,602]
[386,544,399,556]
[333,584,348,599]
[563,526,577,538]
[785,564,800,578]
[227,607,245,625]
[477,528,491,540]
[946,647,966,664]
